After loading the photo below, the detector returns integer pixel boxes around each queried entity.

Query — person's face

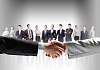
[5,28,8,31]
[92,26,94,29]
[51,24,54,29]
[11,27,14,30]
[35,25,38,29]
[68,25,71,28]
[44,26,47,30]
[59,26,62,29]
[27,25,30,29]
[18,26,21,30]
[75,25,78,28]
[83,27,86,31]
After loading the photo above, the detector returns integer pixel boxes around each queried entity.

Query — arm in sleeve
[0,36,38,56]
[65,37,100,59]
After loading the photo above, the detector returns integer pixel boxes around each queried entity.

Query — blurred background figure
[42,25,49,43]
[73,25,80,41]
[57,24,65,42]
[15,25,25,40]
[65,23,73,41]
[49,24,56,40]
[2,27,9,37]
[25,24,33,41]
[80,26,89,40]
[89,26,95,38]
[9,26,15,37]
[35,25,41,42]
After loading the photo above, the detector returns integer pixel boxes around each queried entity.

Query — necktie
[29,30,32,39]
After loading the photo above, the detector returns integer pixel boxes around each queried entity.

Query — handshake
[43,40,67,59]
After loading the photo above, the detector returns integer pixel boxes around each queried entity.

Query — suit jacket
[67,37,100,59]
[25,29,33,40]
[49,30,57,40]
[65,28,73,41]
[15,30,25,39]
[57,29,65,42]
[42,30,49,42]
[0,36,38,56]
[80,31,89,40]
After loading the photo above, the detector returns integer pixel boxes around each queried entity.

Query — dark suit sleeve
[0,36,38,56]
[42,31,44,40]
[80,31,82,40]
[31,30,34,40]
[15,31,18,37]
[66,37,100,59]
[22,31,25,39]
[54,30,57,39]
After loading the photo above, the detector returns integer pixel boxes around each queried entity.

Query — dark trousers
[74,36,79,41]
[58,38,64,42]
[35,36,40,42]
[43,39,48,43]
[66,36,72,41]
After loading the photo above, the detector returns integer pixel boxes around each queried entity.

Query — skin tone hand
[44,41,67,59]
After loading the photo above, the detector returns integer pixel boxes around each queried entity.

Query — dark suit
[80,31,89,40]
[49,30,57,40]
[42,30,49,43]
[65,28,73,41]
[15,30,25,39]
[57,29,65,42]
[0,36,38,56]
[25,29,33,40]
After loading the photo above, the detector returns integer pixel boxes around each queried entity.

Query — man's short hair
[59,24,62,26]
[27,24,30,27]
[18,25,22,27]
[68,23,71,26]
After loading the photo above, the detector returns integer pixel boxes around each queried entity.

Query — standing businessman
[65,23,73,41]
[57,24,65,42]
[25,24,34,41]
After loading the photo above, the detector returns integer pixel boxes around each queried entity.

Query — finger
[52,55,57,59]
[56,50,62,56]
[45,54,51,57]
[57,46,65,52]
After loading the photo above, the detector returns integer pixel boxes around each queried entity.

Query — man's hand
[44,41,67,59]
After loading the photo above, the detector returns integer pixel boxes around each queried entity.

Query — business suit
[80,30,89,40]
[25,29,33,40]
[0,36,38,56]
[67,37,100,59]
[49,30,57,40]
[65,28,73,41]
[15,30,25,39]
[57,29,65,42]
[42,30,49,43]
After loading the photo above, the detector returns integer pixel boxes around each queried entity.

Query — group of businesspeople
[2,23,95,43]
[0,23,100,59]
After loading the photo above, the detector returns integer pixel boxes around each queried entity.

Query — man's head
[35,25,38,30]
[68,23,71,28]
[59,24,63,29]
[75,25,78,28]
[91,26,95,30]
[18,25,22,30]
[51,24,54,29]
[11,26,14,30]
[83,26,86,31]
[27,24,30,29]
[5,27,8,31]
[44,25,47,30]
